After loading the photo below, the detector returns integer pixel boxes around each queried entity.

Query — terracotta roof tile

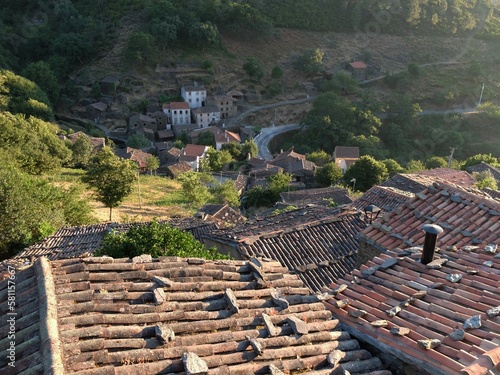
[3,256,391,375]
[325,242,500,375]
[280,186,354,207]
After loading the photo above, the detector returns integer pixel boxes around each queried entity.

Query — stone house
[128,114,158,135]
[179,144,209,171]
[347,61,368,80]
[211,94,237,119]
[333,146,359,174]
[86,101,107,121]
[100,75,120,94]
[215,130,241,151]
[192,106,221,128]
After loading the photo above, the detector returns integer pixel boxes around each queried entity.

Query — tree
[203,147,233,172]
[243,57,264,82]
[123,32,155,65]
[0,69,53,121]
[320,72,359,94]
[240,139,259,160]
[473,171,498,190]
[407,62,421,78]
[96,220,228,260]
[197,131,216,147]
[210,180,240,207]
[315,162,342,186]
[461,154,498,170]
[382,159,405,177]
[243,186,275,209]
[343,156,388,192]
[293,49,324,76]
[21,61,60,105]
[178,171,213,206]
[267,171,293,200]
[70,134,93,168]
[406,160,426,173]
[271,66,284,80]
[425,156,448,169]
[127,134,150,149]
[0,156,93,258]
[146,155,160,175]
[52,32,91,65]
[82,148,137,221]
[306,150,331,166]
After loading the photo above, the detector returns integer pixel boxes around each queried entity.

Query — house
[181,84,207,109]
[195,204,246,225]
[347,60,368,80]
[163,102,191,126]
[270,149,316,184]
[65,131,105,152]
[165,161,193,178]
[351,186,414,215]
[325,243,500,375]
[358,181,500,264]
[418,168,476,188]
[115,147,152,171]
[86,101,107,121]
[188,126,221,144]
[179,144,209,171]
[280,186,354,207]
[0,255,391,375]
[211,94,237,119]
[215,130,241,151]
[334,146,360,173]
[202,205,368,292]
[210,172,247,197]
[192,106,220,128]
[157,129,175,142]
[100,75,120,94]
[128,113,158,135]
[227,89,244,101]
[381,173,441,194]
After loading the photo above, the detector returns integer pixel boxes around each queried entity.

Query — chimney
[421,224,443,264]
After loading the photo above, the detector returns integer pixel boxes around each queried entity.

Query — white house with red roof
[215,130,241,151]
[179,144,209,171]
[181,85,207,109]
[163,102,191,126]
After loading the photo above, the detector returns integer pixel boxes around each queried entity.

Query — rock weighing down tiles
[324,246,500,375]
[0,256,391,375]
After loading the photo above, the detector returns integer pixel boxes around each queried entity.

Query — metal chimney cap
[422,224,443,235]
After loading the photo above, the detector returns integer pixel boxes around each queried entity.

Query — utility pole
[478,83,485,107]
[448,147,455,168]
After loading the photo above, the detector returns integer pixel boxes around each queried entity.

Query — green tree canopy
[203,147,233,172]
[146,155,160,175]
[461,153,499,170]
[82,147,137,221]
[210,180,240,207]
[21,61,60,105]
[178,171,213,207]
[293,49,324,77]
[197,131,216,147]
[406,160,427,173]
[0,156,93,259]
[96,220,228,260]
[0,111,71,174]
[425,156,448,169]
[70,134,94,169]
[382,159,405,177]
[0,70,53,120]
[344,156,388,192]
[243,57,264,82]
[473,170,498,190]
[306,150,331,166]
[314,162,342,187]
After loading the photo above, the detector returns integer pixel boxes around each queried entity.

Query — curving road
[255,124,302,160]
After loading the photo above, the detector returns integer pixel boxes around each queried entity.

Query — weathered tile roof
[215,130,241,144]
[360,181,500,251]
[203,206,368,292]
[352,186,414,214]
[280,186,354,207]
[238,212,368,292]
[181,144,208,158]
[467,162,500,183]
[334,146,360,159]
[324,245,500,375]
[418,168,476,188]
[196,204,246,225]
[114,147,152,169]
[270,150,306,169]
[483,187,500,200]
[0,256,391,375]
[380,173,438,194]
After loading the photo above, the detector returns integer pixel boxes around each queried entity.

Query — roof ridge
[35,257,64,375]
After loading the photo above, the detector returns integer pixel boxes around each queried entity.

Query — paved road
[255,124,302,160]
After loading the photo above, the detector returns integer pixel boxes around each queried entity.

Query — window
[189,99,192,102]
[174,110,177,114]
[196,98,199,102]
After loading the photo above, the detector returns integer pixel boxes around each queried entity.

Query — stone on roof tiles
[270,288,289,309]
[390,327,410,336]
[463,315,482,330]
[262,313,279,337]
[371,320,388,327]
[336,299,350,308]
[484,244,498,253]
[269,363,285,375]
[446,273,463,283]
[287,316,309,335]
[417,339,441,350]
[183,352,208,375]
[386,305,402,317]
[348,309,367,318]
[156,323,175,343]
[426,258,448,269]
[332,284,348,295]
[224,288,240,314]
[449,329,465,341]
[486,305,500,318]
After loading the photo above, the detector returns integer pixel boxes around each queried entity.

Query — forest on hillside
[1,0,499,75]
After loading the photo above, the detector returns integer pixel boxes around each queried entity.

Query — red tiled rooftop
[349,61,368,69]
[181,144,208,157]
[360,181,500,250]
[324,245,500,375]
[419,168,476,188]
[334,146,360,159]
[164,102,190,110]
